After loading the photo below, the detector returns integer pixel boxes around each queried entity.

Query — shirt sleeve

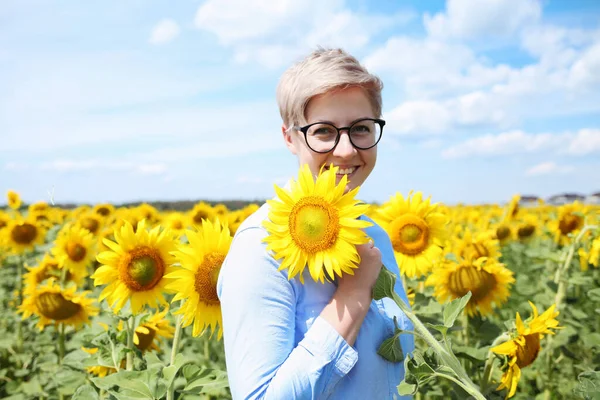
[217,226,358,400]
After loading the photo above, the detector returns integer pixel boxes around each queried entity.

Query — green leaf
[72,386,100,400]
[377,329,404,363]
[569,307,588,320]
[573,370,600,400]
[582,332,600,349]
[588,288,600,302]
[452,344,488,362]
[91,370,156,399]
[425,323,449,337]
[372,265,396,301]
[397,380,418,396]
[443,292,472,328]
[568,276,594,286]
[163,354,195,390]
[181,367,229,394]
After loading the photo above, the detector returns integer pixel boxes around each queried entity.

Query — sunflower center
[463,243,489,259]
[35,292,81,320]
[559,214,582,235]
[11,223,38,245]
[135,328,156,352]
[81,218,100,234]
[518,225,535,239]
[389,214,430,255]
[448,265,497,302]
[496,226,511,241]
[66,242,87,262]
[516,334,541,368]
[0,220,7,229]
[96,207,111,216]
[193,211,209,224]
[119,247,165,291]
[195,252,225,305]
[289,196,339,254]
[172,220,183,229]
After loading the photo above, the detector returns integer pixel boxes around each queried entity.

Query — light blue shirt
[217,203,415,400]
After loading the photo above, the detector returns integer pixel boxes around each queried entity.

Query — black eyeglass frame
[293,118,386,153]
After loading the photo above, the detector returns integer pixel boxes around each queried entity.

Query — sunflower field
[1,182,599,400]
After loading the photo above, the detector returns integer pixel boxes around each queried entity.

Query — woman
[218,48,414,399]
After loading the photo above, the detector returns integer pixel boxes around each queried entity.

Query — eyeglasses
[292,118,385,153]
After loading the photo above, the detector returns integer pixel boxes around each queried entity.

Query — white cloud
[149,19,181,45]
[526,162,574,176]
[4,162,29,171]
[385,100,452,135]
[565,129,600,155]
[442,128,600,159]
[195,0,414,68]
[569,43,600,90]
[442,130,569,159]
[424,0,541,40]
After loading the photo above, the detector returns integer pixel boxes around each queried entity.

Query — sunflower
[262,164,372,284]
[491,302,562,398]
[3,217,46,254]
[93,203,115,218]
[0,210,9,230]
[7,190,22,210]
[550,202,587,245]
[76,213,104,236]
[28,201,49,214]
[82,347,118,377]
[516,215,539,242]
[376,191,449,278]
[189,202,216,226]
[52,224,95,276]
[578,248,590,272]
[19,279,99,330]
[165,219,233,339]
[505,194,520,221]
[23,254,87,295]
[590,236,600,267]
[453,229,500,261]
[425,255,515,317]
[92,220,178,314]
[493,223,513,245]
[132,307,174,352]
[163,212,187,234]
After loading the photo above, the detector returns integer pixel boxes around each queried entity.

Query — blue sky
[1,0,599,206]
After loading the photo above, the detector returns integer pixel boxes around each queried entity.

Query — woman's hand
[319,239,382,346]
[336,239,382,300]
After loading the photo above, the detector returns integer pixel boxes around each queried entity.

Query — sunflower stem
[167,315,183,400]
[204,336,210,364]
[388,290,484,398]
[126,316,135,371]
[57,323,66,366]
[16,255,24,353]
[480,333,510,394]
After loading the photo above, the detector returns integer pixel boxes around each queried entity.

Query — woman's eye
[352,124,371,133]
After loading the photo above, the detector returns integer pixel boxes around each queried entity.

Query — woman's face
[283,86,378,193]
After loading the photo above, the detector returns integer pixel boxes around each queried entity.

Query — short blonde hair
[276,47,383,128]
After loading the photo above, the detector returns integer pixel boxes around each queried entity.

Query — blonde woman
[218,48,414,399]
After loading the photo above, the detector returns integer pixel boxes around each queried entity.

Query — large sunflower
[23,254,87,295]
[491,302,562,398]
[425,255,515,316]
[165,219,233,339]
[52,224,95,275]
[376,191,449,278]
[3,217,46,254]
[262,164,372,284]
[92,220,178,314]
[7,190,22,210]
[19,279,99,330]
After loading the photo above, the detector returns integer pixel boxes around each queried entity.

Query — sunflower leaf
[443,292,472,328]
[377,328,404,362]
[373,265,396,301]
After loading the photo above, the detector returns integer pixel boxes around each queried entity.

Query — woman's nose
[332,132,357,158]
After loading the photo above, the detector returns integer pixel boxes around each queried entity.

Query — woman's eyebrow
[308,117,371,126]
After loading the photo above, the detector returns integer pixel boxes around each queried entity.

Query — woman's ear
[282,124,298,155]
